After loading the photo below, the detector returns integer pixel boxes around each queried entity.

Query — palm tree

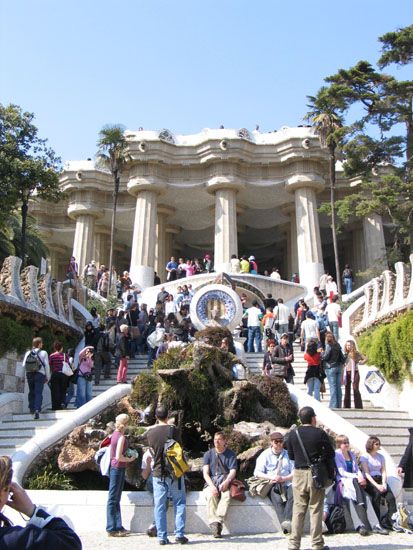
[0,211,49,266]
[96,124,127,291]
[306,87,345,295]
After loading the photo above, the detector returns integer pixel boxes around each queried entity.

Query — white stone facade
[32,127,390,291]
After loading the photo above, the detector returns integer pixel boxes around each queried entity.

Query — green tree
[0,104,61,267]
[378,24,413,68]
[96,124,127,290]
[305,87,347,293]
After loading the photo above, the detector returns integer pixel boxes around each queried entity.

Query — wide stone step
[0,438,27,448]
[338,409,410,420]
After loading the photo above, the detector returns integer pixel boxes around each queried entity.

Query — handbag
[295,429,330,490]
[247,475,273,498]
[62,355,73,377]
[229,479,246,501]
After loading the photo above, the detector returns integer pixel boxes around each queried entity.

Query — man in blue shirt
[203,432,237,538]
[166,257,178,281]
[254,432,295,534]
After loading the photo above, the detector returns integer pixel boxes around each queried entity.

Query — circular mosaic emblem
[190,284,243,331]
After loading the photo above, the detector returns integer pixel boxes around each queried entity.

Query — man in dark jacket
[397,427,413,488]
[287,406,335,550]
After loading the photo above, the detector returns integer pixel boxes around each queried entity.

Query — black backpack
[326,504,346,534]
[25,350,43,373]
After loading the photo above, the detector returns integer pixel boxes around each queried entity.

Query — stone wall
[0,351,25,394]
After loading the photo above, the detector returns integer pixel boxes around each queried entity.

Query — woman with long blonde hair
[0,456,81,548]
[343,340,366,409]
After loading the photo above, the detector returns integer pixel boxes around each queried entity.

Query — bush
[0,317,32,357]
[130,372,160,409]
[26,463,74,490]
[357,311,413,384]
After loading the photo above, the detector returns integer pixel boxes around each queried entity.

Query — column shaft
[214,188,238,273]
[287,212,299,278]
[363,214,387,270]
[294,187,324,290]
[155,213,167,282]
[72,214,95,276]
[130,190,158,288]
[93,232,109,267]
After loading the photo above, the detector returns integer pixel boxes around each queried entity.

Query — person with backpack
[202,432,237,539]
[144,405,188,545]
[23,337,50,420]
[342,264,354,295]
[106,414,136,537]
[115,324,130,384]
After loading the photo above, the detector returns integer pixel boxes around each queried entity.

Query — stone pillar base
[130,265,154,289]
[214,262,232,274]
[299,261,324,295]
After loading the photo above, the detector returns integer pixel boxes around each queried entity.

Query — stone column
[286,172,325,292]
[68,201,102,277]
[47,246,66,279]
[363,213,387,271]
[127,178,166,289]
[282,206,299,279]
[207,178,242,273]
[155,206,175,282]
[93,229,110,267]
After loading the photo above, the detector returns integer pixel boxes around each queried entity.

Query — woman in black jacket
[0,456,82,549]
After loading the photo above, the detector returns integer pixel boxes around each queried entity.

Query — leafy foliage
[378,25,413,68]
[357,311,413,384]
[252,375,298,427]
[130,372,160,409]
[26,463,74,490]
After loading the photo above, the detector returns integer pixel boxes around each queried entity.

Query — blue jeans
[76,376,92,408]
[106,467,126,532]
[65,381,76,406]
[153,476,186,541]
[247,326,262,352]
[325,366,342,408]
[329,321,339,341]
[26,372,45,413]
[307,377,321,401]
[344,277,353,294]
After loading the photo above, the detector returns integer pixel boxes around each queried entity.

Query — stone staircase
[0,356,149,457]
[245,344,411,466]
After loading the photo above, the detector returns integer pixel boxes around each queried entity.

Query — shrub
[357,311,413,384]
[26,463,74,490]
[0,317,32,357]
[130,372,160,409]
[252,374,298,427]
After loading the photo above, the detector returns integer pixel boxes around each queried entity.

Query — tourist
[254,432,294,535]
[300,311,320,351]
[262,339,277,376]
[185,259,196,277]
[64,348,76,408]
[249,255,258,274]
[319,271,329,297]
[274,298,290,339]
[145,405,188,545]
[89,307,100,329]
[157,286,169,305]
[303,339,323,401]
[97,270,110,298]
[94,323,112,384]
[270,267,281,280]
[83,260,98,290]
[360,436,397,531]
[203,432,237,539]
[263,269,270,277]
[147,323,165,367]
[230,254,241,273]
[194,258,203,274]
[273,333,295,383]
[23,337,50,420]
[244,300,263,353]
[286,406,335,550]
[177,258,187,279]
[115,324,129,384]
[321,333,344,409]
[325,295,342,341]
[204,254,213,273]
[154,271,161,286]
[342,264,354,295]
[84,321,98,348]
[75,346,94,407]
[325,275,338,301]
[164,294,177,316]
[106,414,136,537]
[397,428,413,489]
[262,306,276,347]
[0,456,82,548]
[342,340,366,409]
[66,256,78,288]
[141,447,157,537]
[335,434,388,536]
[291,273,299,283]
[166,256,178,281]
[240,255,250,273]
[97,264,106,287]
[49,342,69,410]
[120,271,132,291]
[263,293,276,309]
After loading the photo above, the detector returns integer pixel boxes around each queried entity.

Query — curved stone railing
[0,256,83,333]
[342,254,413,336]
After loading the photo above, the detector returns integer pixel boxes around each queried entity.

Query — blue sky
[1,0,411,162]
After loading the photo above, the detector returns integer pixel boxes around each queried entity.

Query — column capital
[127,177,166,197]
[285,173,325,193]
[94,226,111,236]
[67,203,104,221]
[206,176,245,194]
[158,205,176,217]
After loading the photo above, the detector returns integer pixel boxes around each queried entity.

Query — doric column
[155,206,175,282]
[286,171,325,292]
[93,229,110,267]
[127,178,166,288]
[363,213,387,271]
[68,201,103,277]
[282,205,299,279]
[207,178,243,273]
[47,245,66,279]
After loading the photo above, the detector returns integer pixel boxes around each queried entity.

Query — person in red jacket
[303,339,324,401]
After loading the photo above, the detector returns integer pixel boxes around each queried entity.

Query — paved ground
[78,531,413,550]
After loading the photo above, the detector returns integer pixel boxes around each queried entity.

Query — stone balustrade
[346,254,413,335]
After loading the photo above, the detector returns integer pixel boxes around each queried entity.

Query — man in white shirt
[23,337,50,420]
[325,295,342,341]
[273,298,290,337]
[270,267,281,280]
[254,432,294,534]
[244,300,263,352]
